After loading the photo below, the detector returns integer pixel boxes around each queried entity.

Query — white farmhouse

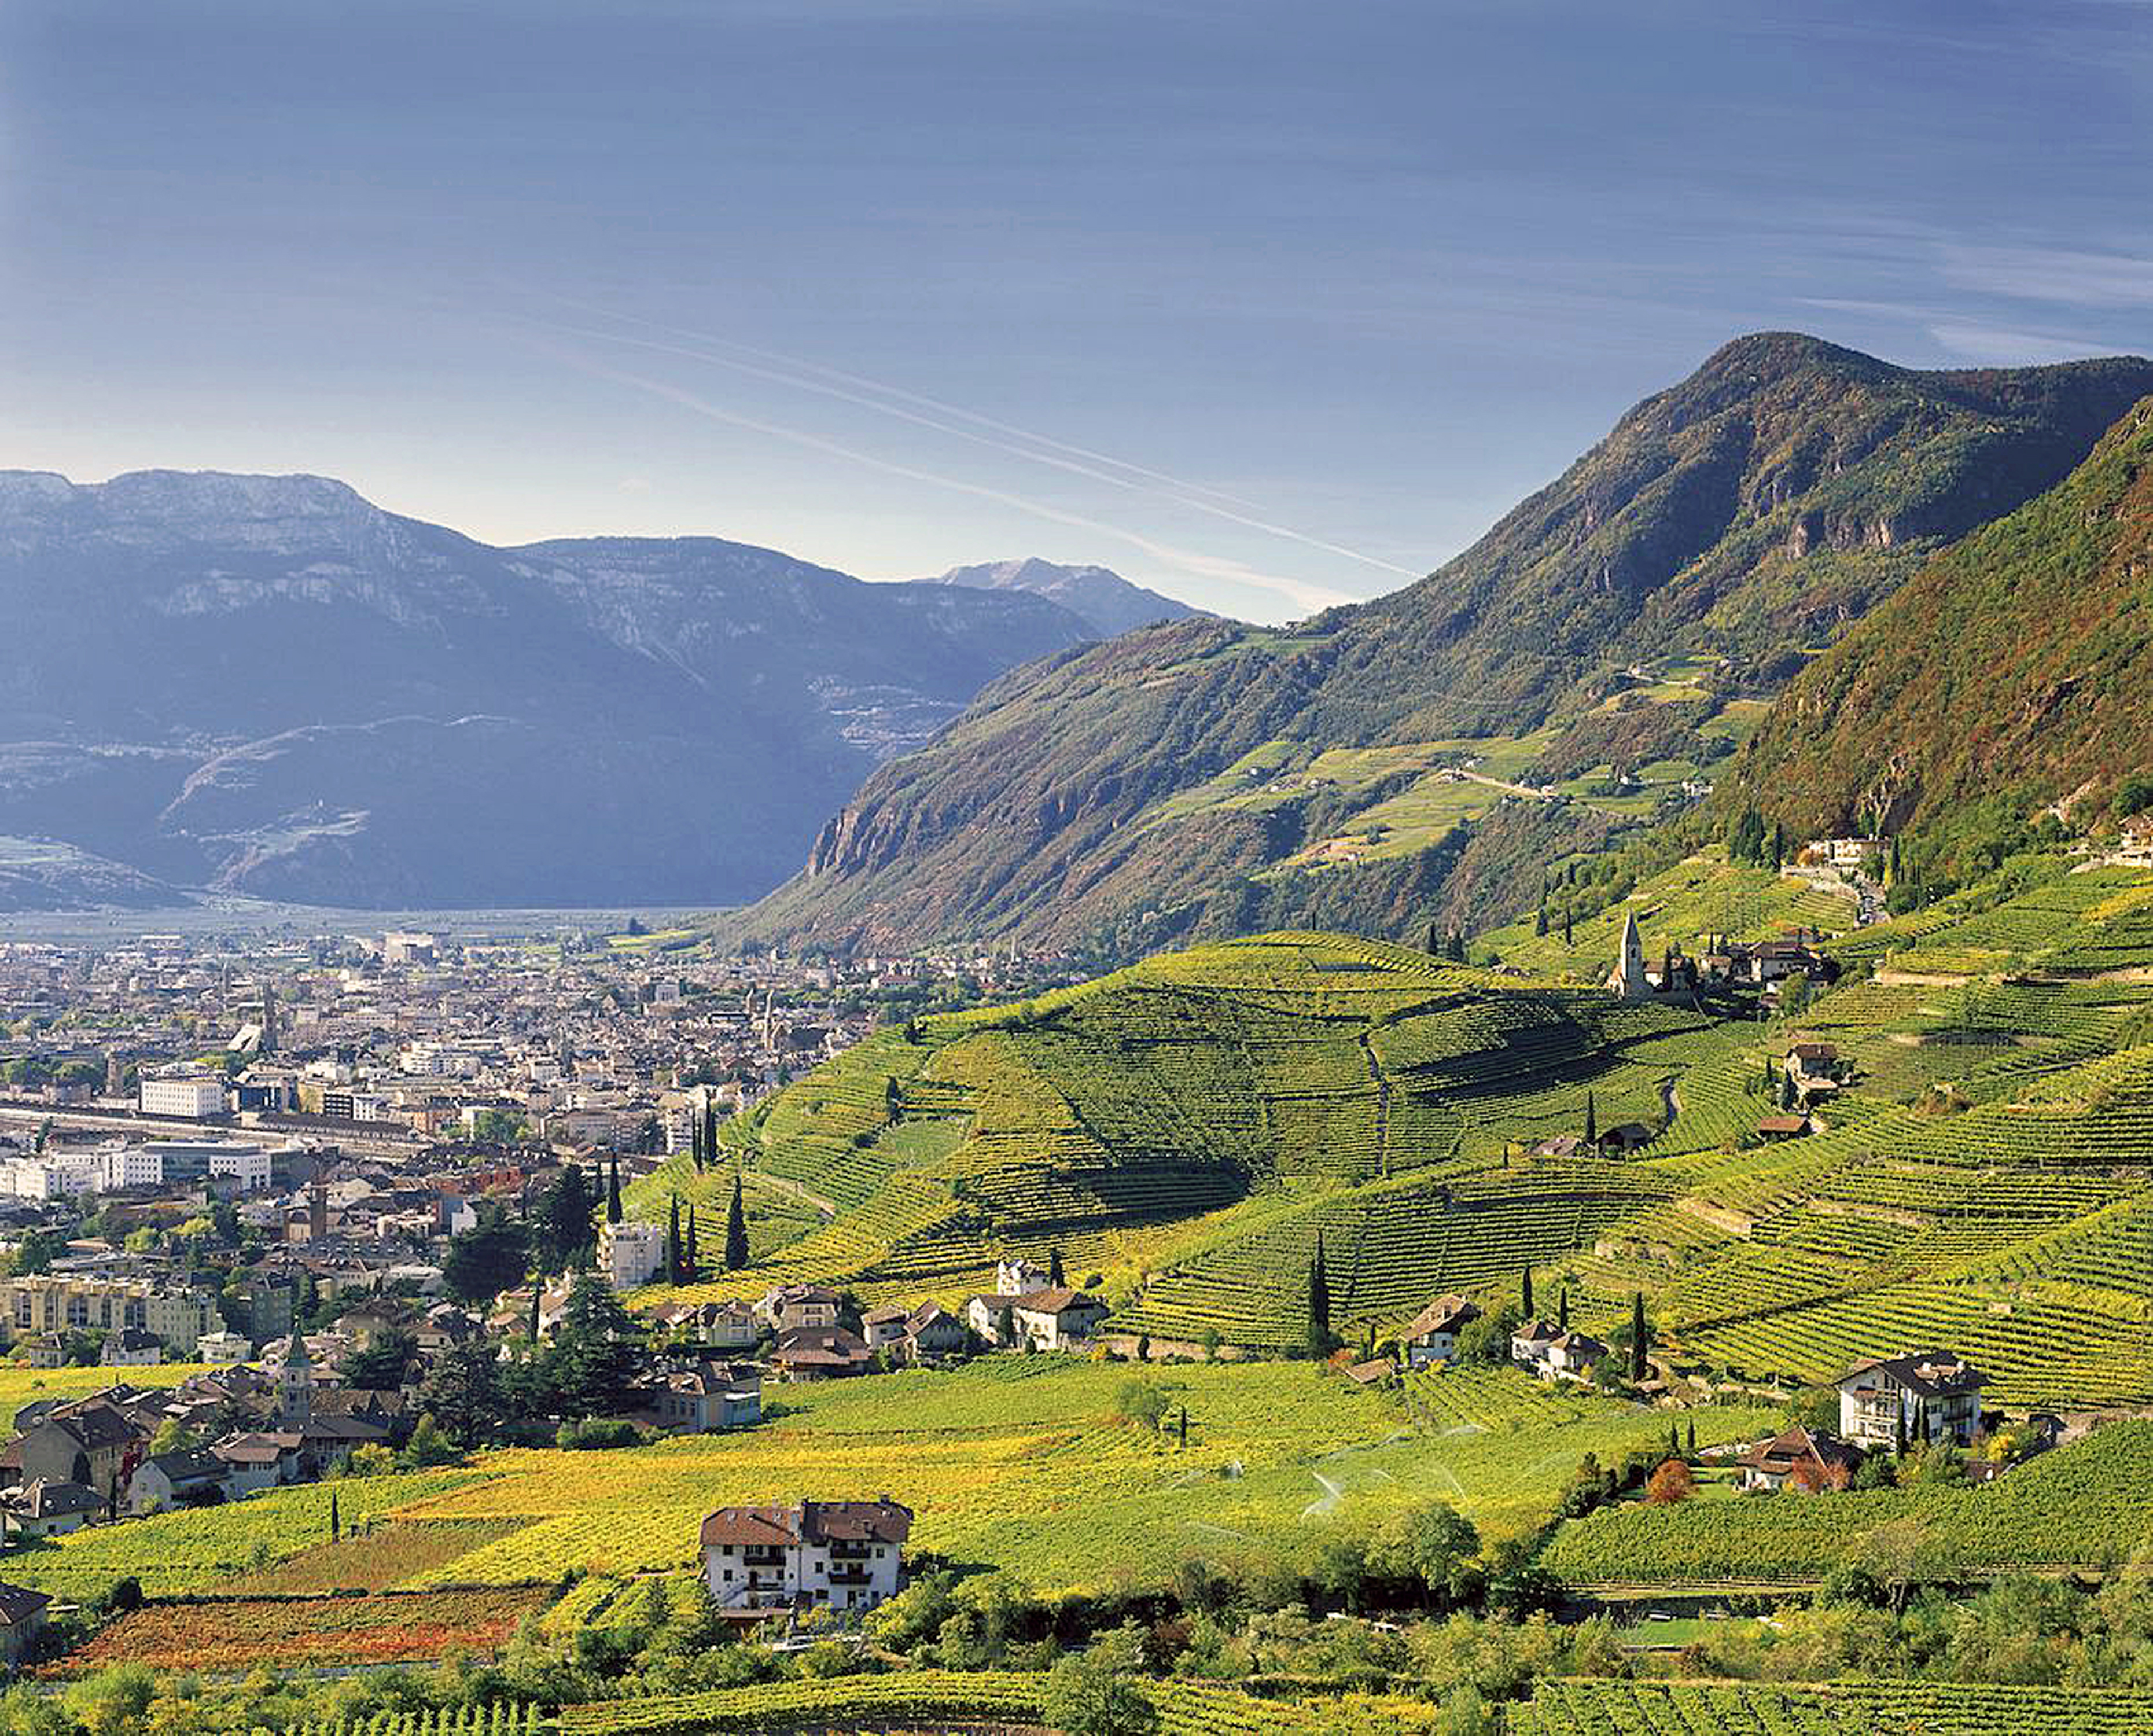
[996,1257,1049,1296]
[699,1498,912,1613]
[1835,1349,1986,1447]
[1402,1293,1480,1369]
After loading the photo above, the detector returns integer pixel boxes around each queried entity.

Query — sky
[3,1,2150,624]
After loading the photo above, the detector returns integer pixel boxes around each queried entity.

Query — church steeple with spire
[271,1330,313,1426]
[1607,912,1651,1001]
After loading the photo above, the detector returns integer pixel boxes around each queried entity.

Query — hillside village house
[1737,1424,1866,1492]
[700,1499,913,1614]
[965,1287,1110,1351]
[861,1304,911,1354]
[1836,1349,1986,1447]
[1403,1294,1481,1369]
[639,1366,763,1433]
[6,1399,140,1503]
[128,1448,231,1515]
[758,1285,841,1333]
[3,1477,102,1537]
[897,1304,967,1363]
[650,1299,759,1352]
[1511,1319,1610,1382]
[771,1325,873,1382]
[996,1258,1050,1296]
[0,1584,50,1667]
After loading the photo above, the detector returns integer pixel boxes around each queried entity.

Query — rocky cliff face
[0,470,1092,909]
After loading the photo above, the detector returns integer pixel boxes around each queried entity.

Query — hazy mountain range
[0,470,1156,910]
[924,558,1204,638]
[13,332,2152,928]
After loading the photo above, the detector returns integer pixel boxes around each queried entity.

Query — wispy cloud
[1938,242,2153,310]
[503,297,1418,583]
[1925,322,2116,366]
[540,344,1359,617]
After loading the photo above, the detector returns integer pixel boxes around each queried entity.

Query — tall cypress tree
[665,1194,683,1285]
[724,1173,749,1270]
[1558,1287,1570,1329]
[1629,1291,1648,1382]
[606,1156,623,1225]
[1521,1265,1534,1319]
[1584,1092,1598,1146]
[1306,1232,1334,1360]
[1048,1246,1065,1288]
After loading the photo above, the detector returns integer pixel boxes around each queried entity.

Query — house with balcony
[1835,1349,1986,1448]
[699,1498,912,1614]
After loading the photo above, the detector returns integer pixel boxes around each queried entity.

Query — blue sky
[3,1,2150,621]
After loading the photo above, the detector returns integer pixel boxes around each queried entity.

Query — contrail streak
[505,298,1420,583]
[542,345,1361,616]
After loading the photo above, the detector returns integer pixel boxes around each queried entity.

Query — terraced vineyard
[1540,1418,2153,1585]
[1513,1678,2153,1734]
[0,1360,1770,1610]
[561,1671,1447,1734]
[624,851,2153,1415]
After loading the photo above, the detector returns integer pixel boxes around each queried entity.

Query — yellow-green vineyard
[625,854,2153,1405]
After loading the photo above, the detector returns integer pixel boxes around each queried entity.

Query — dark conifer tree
[1584,1092,1598,1146]
[725,1173,750,1270]
[1521,1265,1534,1319]
[330,1490,341,1541]
[1048,1246,1065,1288]
[606,1156,623,1225]
[1558,1288,1570,1330]
[1307,1232,1335,1359]
[665,1194,683,1285]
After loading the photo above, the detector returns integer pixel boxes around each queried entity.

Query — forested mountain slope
[746,335,2153,953]
[1725,392,2153,861]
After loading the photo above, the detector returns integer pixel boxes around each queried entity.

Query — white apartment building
[0,1274,215,1353]
[139,1074,227,1119]
[601,1220,667,1290]
[95,1144,164,1191]
[201,1142,274,1191]
[0,1156,97,1201]
[700,1499,912,1613]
